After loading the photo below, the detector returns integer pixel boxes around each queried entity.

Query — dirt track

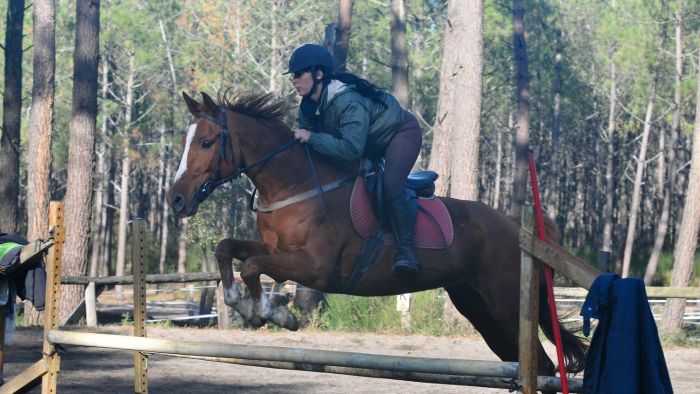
[3,326,699,393]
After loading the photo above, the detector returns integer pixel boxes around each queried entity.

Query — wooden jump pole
[169,353,583,392]
[46,330,584,392]
[47,330,519,377]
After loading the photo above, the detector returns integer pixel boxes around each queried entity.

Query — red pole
[527,151,570,394]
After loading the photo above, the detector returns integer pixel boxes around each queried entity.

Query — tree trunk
[89,51,111,278]
[115,53,136,298]
[26,0,56,241]
[268,0,280,94]
[0,0,25,234]
[621,78,657,278]
[504,112,514,210]
[152,126,166,238]
[409,20,426,171]
[428,0,483,200]
[177,218,188,273]
[333,0,353,73]
[493,125,503,210]
[102,157,116,277]
[645,6,682,285]
[389,0,408,108]
[159,17,178,274]
[158,19,178,92]
[89,141,104,278]
[547,30,562,219]
[449,0,483,200]
[159,160,171,274]
[24,0,56,326]
[662,47,700,333]
[115,152,130,296]
[601,60,616,258]
[509,0,531,219]
[61,0,100,324]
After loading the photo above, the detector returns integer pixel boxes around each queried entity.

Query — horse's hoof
[285,316,299,331]
[269,306,298,331]
[249,316,266,328]
[279,312,299,331]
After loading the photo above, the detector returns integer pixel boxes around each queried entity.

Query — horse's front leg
[214,238,268,326]
[241,251,317,331]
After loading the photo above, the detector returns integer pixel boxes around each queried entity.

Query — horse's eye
[201,139,214,149]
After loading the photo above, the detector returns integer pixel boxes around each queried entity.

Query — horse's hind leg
[445,285,556,382]
[445,285,519,359]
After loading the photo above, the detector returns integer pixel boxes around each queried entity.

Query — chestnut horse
[166,91,587,379]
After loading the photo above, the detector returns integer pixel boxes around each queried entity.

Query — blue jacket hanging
[581,273,673,393]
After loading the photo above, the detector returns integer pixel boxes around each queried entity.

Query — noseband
[191,107,296,205]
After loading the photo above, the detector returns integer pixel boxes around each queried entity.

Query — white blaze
[174,123,197,182]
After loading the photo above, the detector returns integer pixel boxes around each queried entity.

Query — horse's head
[166,92,240,217]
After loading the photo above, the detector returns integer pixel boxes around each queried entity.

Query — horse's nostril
[170,194,185,212]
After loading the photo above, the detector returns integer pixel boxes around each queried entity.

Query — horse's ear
[200,92,219,115]
[182,91,202,115]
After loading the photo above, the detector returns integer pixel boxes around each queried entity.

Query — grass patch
[316,294,401,333]
[306,290,473,336]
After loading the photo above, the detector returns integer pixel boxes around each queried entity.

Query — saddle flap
[350,177,453,249]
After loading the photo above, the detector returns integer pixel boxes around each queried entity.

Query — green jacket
[298,80,404,161]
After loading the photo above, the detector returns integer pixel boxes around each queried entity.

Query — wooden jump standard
[518,207,599,393]
[2,203,591,393]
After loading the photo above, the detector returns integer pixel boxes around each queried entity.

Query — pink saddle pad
[349,177,453,249]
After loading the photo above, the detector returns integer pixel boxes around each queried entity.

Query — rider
[285,43,423,278]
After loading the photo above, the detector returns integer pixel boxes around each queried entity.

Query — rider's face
[292,70,313,96]
[292,70,323,98]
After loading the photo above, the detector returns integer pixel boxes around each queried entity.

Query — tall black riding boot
[386,193,420,277]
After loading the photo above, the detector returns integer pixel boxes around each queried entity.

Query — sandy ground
[2,325,699,393]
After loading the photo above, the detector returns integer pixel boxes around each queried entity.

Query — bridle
[191,107,296,205]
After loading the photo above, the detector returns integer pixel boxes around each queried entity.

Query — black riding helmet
[284,44,333,75]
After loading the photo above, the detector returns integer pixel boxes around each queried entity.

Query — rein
[192,107,335,214]
[192,108,296,205]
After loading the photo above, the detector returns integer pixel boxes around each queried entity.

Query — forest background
[0,0,699,331]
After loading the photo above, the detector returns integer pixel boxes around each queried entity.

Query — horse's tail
[538,286,588,373]
[535,215,588,374]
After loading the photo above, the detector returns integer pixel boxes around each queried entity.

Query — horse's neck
[234,116,352,205]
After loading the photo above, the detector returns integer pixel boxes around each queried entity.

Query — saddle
[342,162,453,291]
[350,160,453,249]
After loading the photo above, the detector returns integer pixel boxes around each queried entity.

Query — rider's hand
[293,128,311,143]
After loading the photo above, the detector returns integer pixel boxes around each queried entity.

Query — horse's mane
[219,89,287,121]
[218,90,291,140]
